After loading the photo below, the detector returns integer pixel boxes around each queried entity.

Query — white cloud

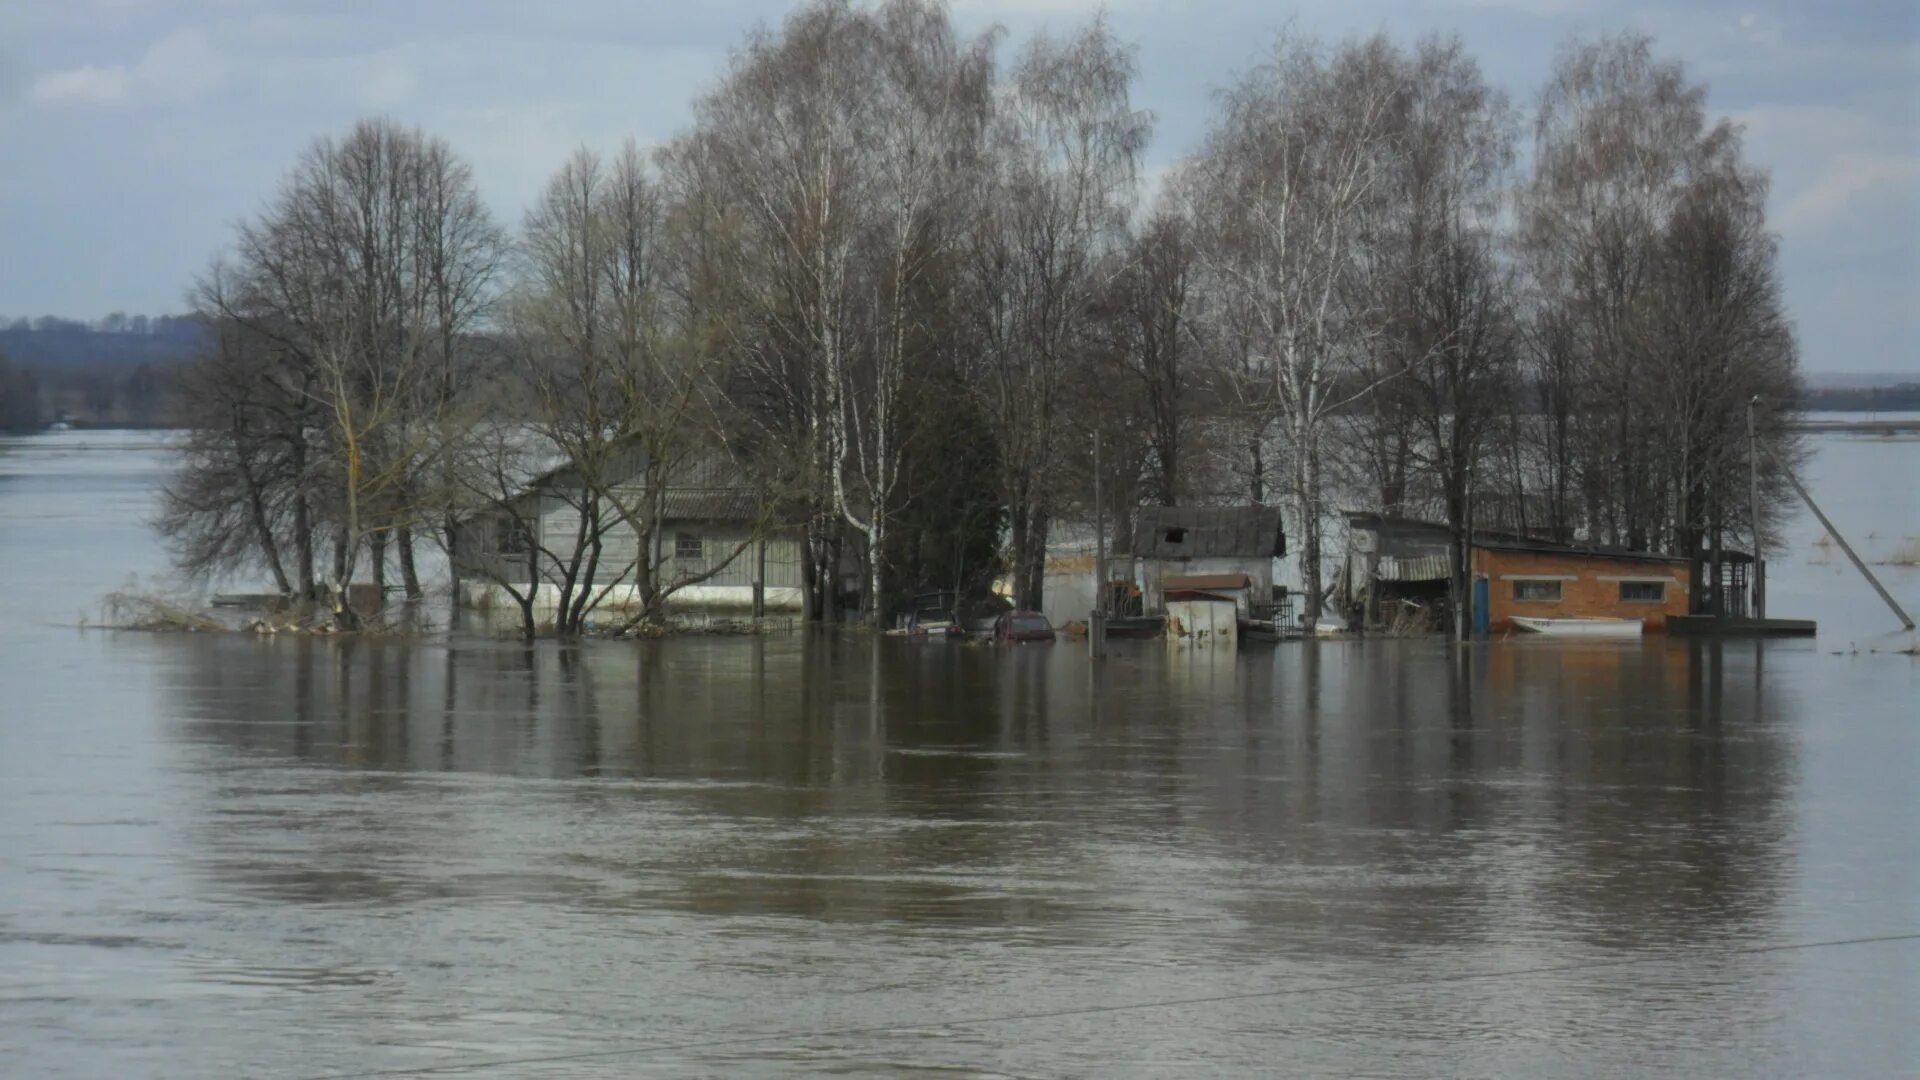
[1778,154,1920,236]
[30,63,131,104]
[1737,11,1782,47]
[354,51,418,109]
[28,28,224,107]
[1735,102,1919,242]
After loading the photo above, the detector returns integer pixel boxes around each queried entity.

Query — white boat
[1510,616,1643,638]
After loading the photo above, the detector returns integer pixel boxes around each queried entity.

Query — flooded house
[1472,539,1690,632]
[453,448,805,616]
[1340,512,1692,632]
[1130,506,1288,620]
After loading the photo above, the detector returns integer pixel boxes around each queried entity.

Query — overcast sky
[1,0,1914,374]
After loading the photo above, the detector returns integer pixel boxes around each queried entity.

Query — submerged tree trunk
[1291,416,1324,623]
[397,525,423,600]
[370,531,388,594]
[240,463,293,596]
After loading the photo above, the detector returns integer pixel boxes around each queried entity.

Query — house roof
[462,437,775,525]
[1347,511,1691,567]
[661,489,761,521]
[1131,506,1285,559]
[1474,538,1689,566]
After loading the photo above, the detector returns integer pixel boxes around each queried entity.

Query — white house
[453,447,805,616]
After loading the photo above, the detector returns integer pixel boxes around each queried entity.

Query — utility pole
[1785,470,1914,631]
[1091,430,1106,659]
[1747,397,1765,619]
[1454,465,1474,643]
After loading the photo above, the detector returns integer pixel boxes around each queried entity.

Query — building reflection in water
[163,632,1794,961]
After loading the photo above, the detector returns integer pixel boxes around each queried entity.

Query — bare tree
[1191,34,1399,621]
[1352,37,1518,637]
[1104,195,1201,507]
[185,119,502,625]
[474,143,762,638]
[1518,34,1800,588]
[156,319,307,594]
[962,16,1148,607]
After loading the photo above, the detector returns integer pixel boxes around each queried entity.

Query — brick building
[1472,540,1691,632]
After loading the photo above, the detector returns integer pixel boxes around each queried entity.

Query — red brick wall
[1473,547,1690,632]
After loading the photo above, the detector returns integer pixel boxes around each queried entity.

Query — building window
[1620,581,1666,603]
[495,518,531,555]
[1513,580,1562,602]
[1164,527,1187,544]
[675,533,703,561]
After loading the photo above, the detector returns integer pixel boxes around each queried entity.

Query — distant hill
[0,315,208,370]
[1800,383,1920,412]
[0,315,207,426]
[1800,371,1920,390]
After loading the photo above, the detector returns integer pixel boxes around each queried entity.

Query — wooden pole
[1784,470,1914,631]
[752,529,766,619]
[1747,397,1765,619]
[1091,431,1106,659]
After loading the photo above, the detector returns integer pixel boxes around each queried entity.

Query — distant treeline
[1800,384,1920,412]
[0,314,207,428]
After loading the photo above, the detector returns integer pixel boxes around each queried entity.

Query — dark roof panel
[661,489,761,521]
[1132,506,1285,559]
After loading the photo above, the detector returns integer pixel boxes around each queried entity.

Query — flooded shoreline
[1,430,1915,1076]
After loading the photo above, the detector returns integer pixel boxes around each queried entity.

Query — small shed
[1165,590,1239,648]
[1340,513,1458,631]
[1131,506,1285,616]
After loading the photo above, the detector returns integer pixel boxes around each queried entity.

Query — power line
[297,930,1920,1079]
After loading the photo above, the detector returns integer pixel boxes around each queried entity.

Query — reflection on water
[2,431,1916,1078]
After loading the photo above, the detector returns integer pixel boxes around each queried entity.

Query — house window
[1164,527,1187,544]
[675,533,703,561]
[1513,580,1562,602]
[495,518,531,555]
[1620,581,1666,603]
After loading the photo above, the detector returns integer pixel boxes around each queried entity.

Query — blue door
[1472,577,1490,637]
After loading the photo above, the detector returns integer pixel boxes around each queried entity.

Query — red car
[992,610,1056,643]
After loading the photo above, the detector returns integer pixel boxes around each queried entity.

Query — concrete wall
[1473,548,1690,631]
[463,582,805,616]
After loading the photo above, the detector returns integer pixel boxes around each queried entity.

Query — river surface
[1,427,1916,1078]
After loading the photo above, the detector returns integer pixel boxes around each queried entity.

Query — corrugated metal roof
[1132,507,1284,559]
[1375,554,1450,582]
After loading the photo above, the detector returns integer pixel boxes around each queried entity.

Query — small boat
[1510,616,1643,638]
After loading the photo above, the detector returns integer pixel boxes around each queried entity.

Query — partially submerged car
[894,590,962,636]
[992,610,1055,643]
[895,590,1012,638]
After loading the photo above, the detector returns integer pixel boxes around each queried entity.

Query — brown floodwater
[1,430,1915,1077]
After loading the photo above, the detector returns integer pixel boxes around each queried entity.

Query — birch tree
[1519,34,1800,582]
[1356,37,1518,637]
[963,17,1148,607]
[1192,35,1398,621]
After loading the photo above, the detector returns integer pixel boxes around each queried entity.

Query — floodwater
[1,428,1915,1078]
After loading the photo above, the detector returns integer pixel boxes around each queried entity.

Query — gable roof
[1131,506,1285,559]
